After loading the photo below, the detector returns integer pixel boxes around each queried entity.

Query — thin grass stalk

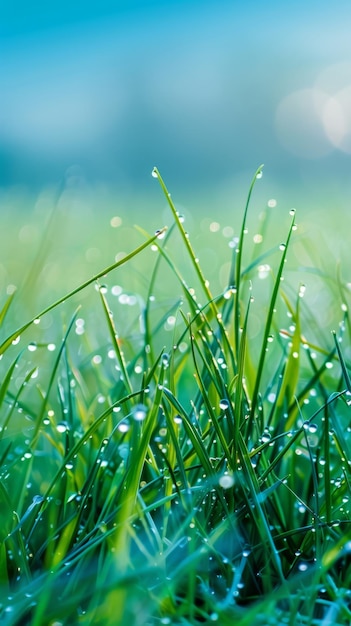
[237,433,286,589]
[97,284,133,396]
[249,213,296,422]
[152,168,234,367]
[233,295,251,462]
[152,167,214,307]
[233,164,264,360]
[188,334,234,469]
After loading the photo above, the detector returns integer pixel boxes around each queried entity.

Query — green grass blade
[249,212,296,421]
[233,164,264,359]
[0,227,166,356]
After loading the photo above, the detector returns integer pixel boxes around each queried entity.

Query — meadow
[1,166,351,625]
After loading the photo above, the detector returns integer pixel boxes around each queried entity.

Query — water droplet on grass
[219,399,229,410]
[298,562,309,572]
[219,474,234,489]
[261,431,271,443]
[118,422,129,434]
[151,168,158,178]
[118,444,129,460]
[57,422,69,434]
[256,171,263,179]
[162,353,169,367]
[258,264,270,279]
[279,243,286,251]
[155,229,165,239]
[133,404,147,421]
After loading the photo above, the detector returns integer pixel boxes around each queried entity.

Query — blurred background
[1,0,351,322]
[2,0,351,198]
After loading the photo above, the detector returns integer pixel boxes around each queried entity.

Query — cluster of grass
[1,166,351,625]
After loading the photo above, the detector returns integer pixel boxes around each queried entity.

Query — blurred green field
[1,171,350,353]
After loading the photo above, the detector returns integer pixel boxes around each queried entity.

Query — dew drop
[155,229,165,239]
[261,431,271,444]
[118,444,129,460]
[219,399,229,410]
[117,422,129,433]
[258,264,270,279]
[298,562,309,572]
[133,404,147,422]
[256,171,263,179]
[162,353,170,367]
[219,474,234,489]
[151,167,158,178]
[56,422,69,434]
[279,243,286,251]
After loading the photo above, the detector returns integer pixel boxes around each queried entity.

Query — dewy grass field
[1,166,351,625]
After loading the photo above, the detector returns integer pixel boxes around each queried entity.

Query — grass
[1,166,351,625]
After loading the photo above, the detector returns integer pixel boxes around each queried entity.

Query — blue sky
[1,1,351,199]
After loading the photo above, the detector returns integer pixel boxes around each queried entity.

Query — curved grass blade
[0,227,167,356]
